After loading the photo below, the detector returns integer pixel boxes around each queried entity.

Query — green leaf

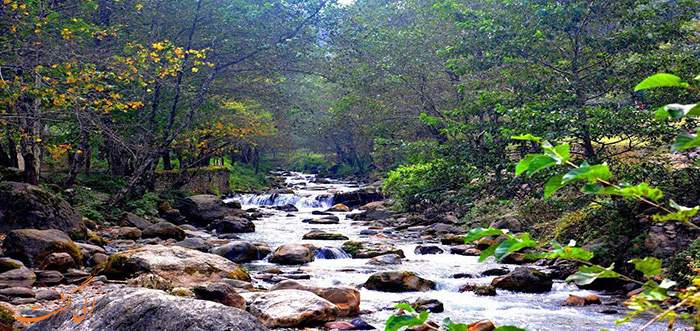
[544,174,566,198]
[547,246,595,262]
[393,303,415,313]
[385,315,421,331]
[562,164,612,184]
[615,183,664,201]
[515,154,538,176]
[511,134,542,142]
[634,73,688,91]
[525,155,558,177]
[443,318,468,331]
[663,103,700,119]
[566,264,621,286]
[478,243,499,262]
[653,201,700,222]
[654,106,671,120]
[629,257,662,277]
[464,228,505,244]
[493,233,538,261]
[670,132,700,153]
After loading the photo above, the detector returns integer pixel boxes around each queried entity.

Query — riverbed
[227,172,668,331]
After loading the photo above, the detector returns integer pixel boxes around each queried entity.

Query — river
[226,172,668,331]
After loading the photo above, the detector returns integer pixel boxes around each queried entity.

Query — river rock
[193,283,246,309]
[208,216,255,234]
[118,227,142,239]
[410,298,444,313]
[33,270,60,286]
[100,245,250,287]
[0,259,34,288]
[333,189,383,208]
[271,280,361,317]
[249,289,339,328]
[141,221,186,241]
[363,271,436,292]
[177,195,229,224]
[481,267,510,276]
[359,200,385,211]
[414,245,444,255]
[3,229,82,268]
[121,212,154,230]
[87,253,109,266]
[303,230,349,240]
[269,244,315,265]
[342,241,405,258]
[367,254,402,265]
[564,294,601,306]
[325,321,357,330]
[491,267,552,293]
[308,216,340,224]
[489,214,522,232]
[0,181,86,238]
[450,245,481,256]
[327,203,350,212]
[351,318,376,330]
[459,284,497,296]
[25,288,266,331]
[174,237,211,252]
[212,241,267,263]
[39,252,76,272]
[441,235,465,245]
[275,204,299,212]
[468,320,496,331]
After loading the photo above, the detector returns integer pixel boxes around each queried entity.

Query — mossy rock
[0,181,86,238]
[0,304,16,331]
[3,229,82,268]
[0,259,23,274]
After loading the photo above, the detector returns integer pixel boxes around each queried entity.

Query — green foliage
[286,152,332,174]
[123,192,160,217]
[384,304,429,331]
[667,240,700,287]
[228,163,270,192]
[383,159,475,208]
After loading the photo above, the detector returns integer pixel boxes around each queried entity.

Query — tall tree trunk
[8,138,18,168]
[162,149,172,170]
[63,130,89,189]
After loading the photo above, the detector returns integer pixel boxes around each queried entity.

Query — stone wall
[153,167,230,195]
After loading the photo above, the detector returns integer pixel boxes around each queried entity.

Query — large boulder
[211,241,267,263]
[363,271,436,292]
[177,195,228,224]
[333,189,383,208]
[491,267,552,293]
[249,289,339,328]
[3,229,82,268]
[0,182,86,238]
[25,288,266,331]
[270,280,360,317]
[141,222,186,241]
[207,217,255,234]
[269,244,315,265]
[99,245,250,287]
[342,241,404,258]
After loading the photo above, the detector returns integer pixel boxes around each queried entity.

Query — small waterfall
[314,247,351,259]
[226,193,334,209]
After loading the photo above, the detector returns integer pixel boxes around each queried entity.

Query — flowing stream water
[225,172,667,331]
